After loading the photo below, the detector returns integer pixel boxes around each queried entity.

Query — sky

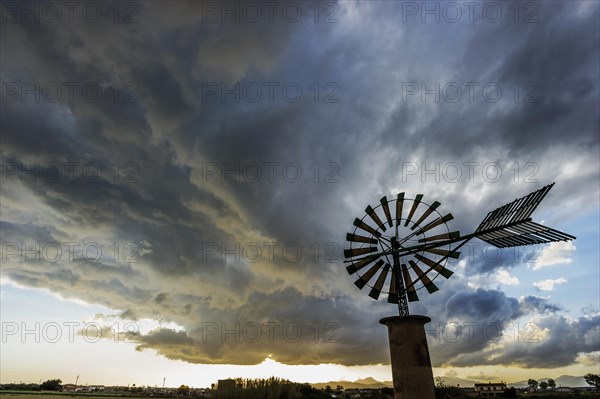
[1,0,599,389]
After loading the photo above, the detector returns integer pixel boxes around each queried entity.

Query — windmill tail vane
[343,182,575,316]
[474,182,575,247]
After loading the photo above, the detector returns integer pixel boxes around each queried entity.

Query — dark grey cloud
[486,314,600,368]
[1,0,598,369]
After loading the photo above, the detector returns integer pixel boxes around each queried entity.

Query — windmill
[343,182,575,315]
[342,183,575,398]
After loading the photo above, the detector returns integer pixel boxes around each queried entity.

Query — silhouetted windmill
[344,182,575,316]
[342,183,576,399]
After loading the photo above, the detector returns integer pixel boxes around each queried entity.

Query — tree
[584,373,600,391]
[40,379,62,391]
[502,387,517,398]
[547,379,556,389]
[539,381,548,390]
[435,377,446,388]
[177,385,190,396]
[335,385,344,391]
[527,378,538,391]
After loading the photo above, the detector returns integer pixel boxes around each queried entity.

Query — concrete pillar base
[380,315,435,399]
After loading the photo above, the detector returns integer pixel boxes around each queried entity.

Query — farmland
[2,390,600,399]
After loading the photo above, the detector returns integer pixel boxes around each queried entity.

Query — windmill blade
[346,257,374,274]
[395,192,405,223]
[408,260,439,294]
[415,213,454,235]
[387,266,399,304]
[401,263,419,302]
[414,253,454,279]
[353,218,382,238]
[366,205,387,232]
[404,194,423,226]
[355,260,384,289]
[476,183,554,233]
[344,247,378,258]
[418,231,460,242]
[369,263,391,300]
[346,233,378,245]
[423,247,461,259]
[380,196,393,228]
[410,201,440,230]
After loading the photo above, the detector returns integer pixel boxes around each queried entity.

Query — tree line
[2,374,599,397]
[528,374,600,391]
[0,379,62,391]
[215,377,331,399]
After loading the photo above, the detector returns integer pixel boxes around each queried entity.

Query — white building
[474,382,506,397]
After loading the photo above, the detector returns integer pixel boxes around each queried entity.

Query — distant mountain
[311,374,591,390]
[311,378,392,389]
[554,375,589,387]
[354,377,383,385]
[506,379,535,389]
[507,375,588,388]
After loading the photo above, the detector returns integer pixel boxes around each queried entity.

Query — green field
[0,394,137,399]
[2,391,600,399]
[444,394,600,399]
[517,396,598,399]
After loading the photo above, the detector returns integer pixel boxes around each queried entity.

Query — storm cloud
[1,0,598,369]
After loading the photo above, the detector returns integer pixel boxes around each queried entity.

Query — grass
[2,390,600,399]
[0,393,139,399]
[441,396,600,399]
[520,395,600,399]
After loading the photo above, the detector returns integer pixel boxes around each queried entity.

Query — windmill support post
[380,315,435,399]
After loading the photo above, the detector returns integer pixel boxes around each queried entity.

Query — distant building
[61,384,78,392]
[474,382,506,397]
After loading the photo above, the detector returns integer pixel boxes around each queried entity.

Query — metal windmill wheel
[344,183,576,316]
[344,194,458,315]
